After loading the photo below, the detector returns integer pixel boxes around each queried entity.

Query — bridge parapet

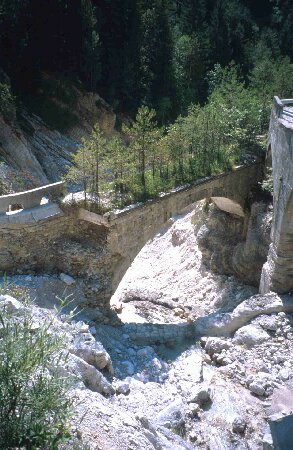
[0,181,65,215]
[272,96,293,126]
[260,97,293,294]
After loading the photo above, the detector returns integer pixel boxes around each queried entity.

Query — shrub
[0,302,73,449]
[0,83,15,121]
[260,167,273,195]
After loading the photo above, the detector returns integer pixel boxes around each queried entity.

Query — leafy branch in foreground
[0,301,73,449]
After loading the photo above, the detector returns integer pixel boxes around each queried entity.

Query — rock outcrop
[197,201,272,286]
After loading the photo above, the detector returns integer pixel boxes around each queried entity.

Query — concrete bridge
[260,97,293,294]
[0,163,262,303]
[0,181,64,217]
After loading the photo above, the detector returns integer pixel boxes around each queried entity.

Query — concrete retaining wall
[0,181,65,214]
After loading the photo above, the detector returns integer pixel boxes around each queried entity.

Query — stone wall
[0,163,263,305]
[260,97,293,294]
[0,206,113,304]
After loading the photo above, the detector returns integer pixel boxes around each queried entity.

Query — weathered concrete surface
[260,97,293,294]
[0,181,65,214]
[0,203,63,224]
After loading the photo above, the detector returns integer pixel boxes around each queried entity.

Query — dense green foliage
[0,302,73,449]
[0,0,292,118]
[65,47,292,206]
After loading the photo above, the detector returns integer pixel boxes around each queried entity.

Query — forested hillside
[0,0,292,204]
[1,0,292,117]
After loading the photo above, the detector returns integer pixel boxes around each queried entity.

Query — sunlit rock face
[197,202,272,286]
[260,97,293,294]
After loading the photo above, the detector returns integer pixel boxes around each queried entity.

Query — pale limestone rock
[115,381,130,395]
[67,353,114,395]
[204,337,231,355]
[249,381,266,396]
[0,295,26,314]
[233,325,270,348]
[155,400,185,429]
[70,333,113,373]
[188,384,211,406]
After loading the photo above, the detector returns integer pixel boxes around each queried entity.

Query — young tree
[65,124,107,204]
[173,33,204,112]
[106,135,129,193]
[123,105,158,196]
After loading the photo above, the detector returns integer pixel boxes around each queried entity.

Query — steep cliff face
[0,72,117,190]
[0,114,48,186]
[197,201,272,286]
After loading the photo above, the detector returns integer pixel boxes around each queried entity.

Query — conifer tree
[123,105,157,196]
[65,124,107,204]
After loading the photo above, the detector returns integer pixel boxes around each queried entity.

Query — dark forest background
[1,0,292,119]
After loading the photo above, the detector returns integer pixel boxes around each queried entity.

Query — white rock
[66,354,114,395]
[75,321,89,333]
[137,346,154,359]
[262,432,274,450]
[70,333,113,373]
[0,295,25,314]
[60,273,76,285]
[204,337,231,355]
[188,384,211,406]
[249,380,266,396]
[156,400,185,429]
[89,326,97,335]
[279,368,290,381]
[115,381,130,395]
[233,325,270,348]
[232,416,246,434]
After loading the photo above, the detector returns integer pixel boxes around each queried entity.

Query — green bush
[0,83,15,121]
[260,167,273,195]
[0,303,73,449]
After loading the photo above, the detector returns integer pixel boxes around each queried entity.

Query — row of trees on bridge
[65,64,274,207]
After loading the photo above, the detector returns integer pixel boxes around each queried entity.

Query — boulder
[188,384,211,406]
[115,381,130,395]
[121,360,135,376]
[204,337,231,356]
[0,295,26,314]
[66,353,114,395]
[233,325,270,348]
[70,333,113,373]
[60,273,76,285]
[156,400,185,429]
[232,416,246,434]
